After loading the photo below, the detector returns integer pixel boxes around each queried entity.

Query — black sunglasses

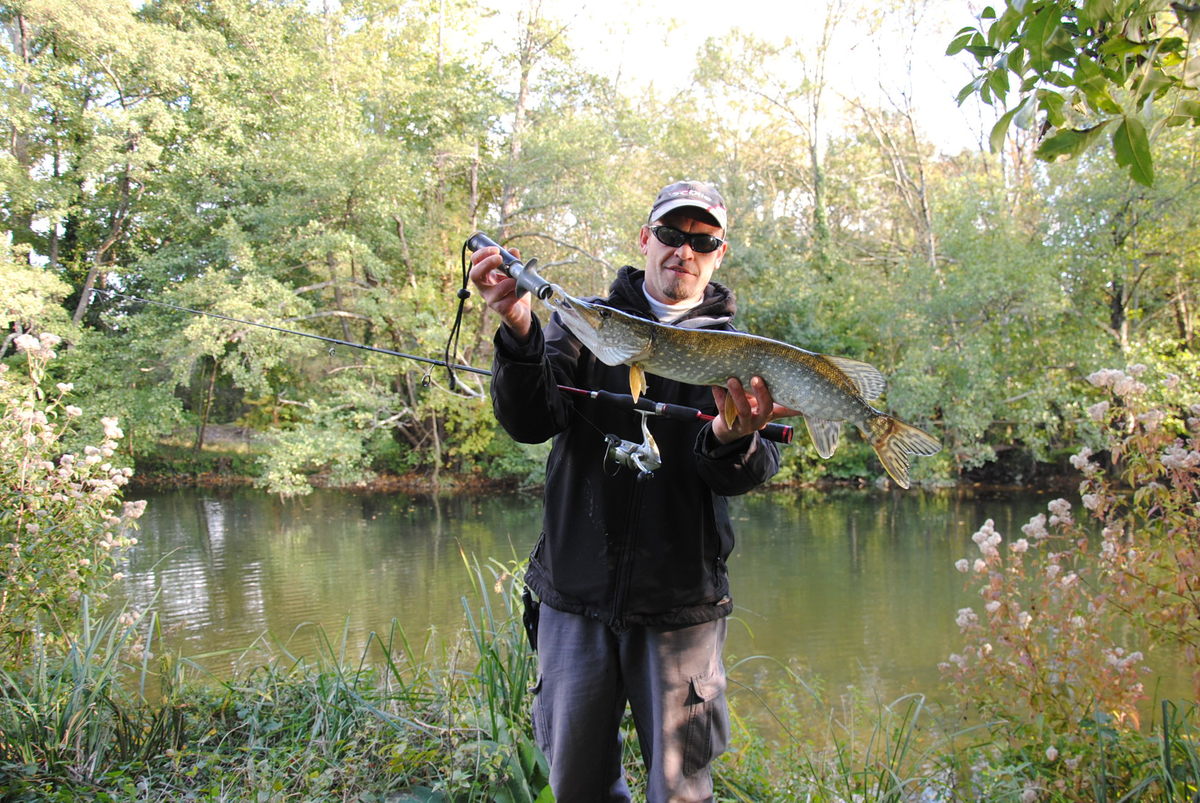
[648,225,725,254]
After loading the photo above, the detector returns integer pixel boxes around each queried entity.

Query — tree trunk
[5,13,35,253]
[194,358,219,452]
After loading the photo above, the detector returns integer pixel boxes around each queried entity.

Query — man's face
[639,211,728,306]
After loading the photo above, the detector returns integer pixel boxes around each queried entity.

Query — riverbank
[128,438,1081,496]
[4,587,1196,802]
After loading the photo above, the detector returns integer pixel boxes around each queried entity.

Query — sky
[478,0,994,154]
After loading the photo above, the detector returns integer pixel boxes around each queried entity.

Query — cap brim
[649,199,727,230]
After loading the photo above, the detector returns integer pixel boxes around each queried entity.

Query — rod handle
[466,232,554,300]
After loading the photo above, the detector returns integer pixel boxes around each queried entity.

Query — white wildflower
[1022,513,1049,540]
[1087,401,1110,422]
[1069,447,1098,475]
[13,334,39,352]
[65,405,82,417]
[1011,538,1030,554]
[1088,369,1122,388]
[1046,746,1059,762]
[56,382,74,393]
[955,608,979,629]
[101,417,123,440]
[1161,443,1200,470]
[1046,564,1061,580]
[1082,494,1100,510]
[1018,610,1033,629]
[973,558,988,573]
[955,559,970,573]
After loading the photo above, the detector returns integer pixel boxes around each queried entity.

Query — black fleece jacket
[490,266,781,629]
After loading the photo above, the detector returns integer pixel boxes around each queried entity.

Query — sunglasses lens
[652,226,722,253]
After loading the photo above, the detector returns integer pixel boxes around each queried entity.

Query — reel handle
[466,232,555,300]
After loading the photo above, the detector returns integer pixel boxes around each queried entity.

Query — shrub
[941,364,1200,798]
[0,333,144,665]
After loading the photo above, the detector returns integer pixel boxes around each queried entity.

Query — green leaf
[947,32,976,56]
[965,44,1001,59]
[989,97,1031,152]
[1075,56,1122,113]
[1097,36,1145,58]
[1037,89,1067,127]
[1165,99,1200,126]
[1034,123,1109,161]
[1081,0,1115,27]
[1024,6,1061,73]
[1112,116,1154,186]
[956,76,987,105]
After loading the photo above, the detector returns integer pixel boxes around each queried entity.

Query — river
[117,486,1144,704]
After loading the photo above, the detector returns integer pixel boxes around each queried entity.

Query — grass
[1,575,1198,802]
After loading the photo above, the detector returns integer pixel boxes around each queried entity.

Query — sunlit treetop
[950,0,1200,186]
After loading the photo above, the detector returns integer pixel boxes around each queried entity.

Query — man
[469,180,792,802]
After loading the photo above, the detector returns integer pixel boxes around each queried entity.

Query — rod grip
[466,232,554,300]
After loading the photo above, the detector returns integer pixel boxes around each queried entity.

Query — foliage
[1,0,1197,490]
[0,334,143,665]
[0,237,72,345]
[951,0,1200,185]
[0,560,551,802]
[942,362,1200,797]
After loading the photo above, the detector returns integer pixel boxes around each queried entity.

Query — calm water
[112,485,1113,703]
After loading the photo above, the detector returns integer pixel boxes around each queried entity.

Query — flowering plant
[941,364,1199,795]
[1,333,145,665]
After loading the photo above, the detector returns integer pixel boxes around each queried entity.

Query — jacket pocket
[683,664,729,776]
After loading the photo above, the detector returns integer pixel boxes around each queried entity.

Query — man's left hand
[711,376,800,444]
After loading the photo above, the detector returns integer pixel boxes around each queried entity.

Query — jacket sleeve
[693,426,781,497]
[489,314,582,444]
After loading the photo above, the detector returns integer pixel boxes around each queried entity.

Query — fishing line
[92,285,793,448]
[93,287,491,378]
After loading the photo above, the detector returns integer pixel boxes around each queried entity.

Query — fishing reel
[604,411,661,479]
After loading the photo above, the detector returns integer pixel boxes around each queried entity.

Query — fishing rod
[92,288,794,452]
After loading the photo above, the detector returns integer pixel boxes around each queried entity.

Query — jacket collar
[607,266,736,329]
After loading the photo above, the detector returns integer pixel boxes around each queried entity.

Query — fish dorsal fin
[825,356,886,401]
[803,416,842,459]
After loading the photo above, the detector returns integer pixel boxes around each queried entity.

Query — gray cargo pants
[530,605,729,803]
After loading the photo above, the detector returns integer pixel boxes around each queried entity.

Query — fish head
[551,294,654,367]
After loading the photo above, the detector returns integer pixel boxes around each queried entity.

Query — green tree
[951,0,1200,186]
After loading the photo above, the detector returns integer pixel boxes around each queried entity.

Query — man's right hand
[468,246,533,341]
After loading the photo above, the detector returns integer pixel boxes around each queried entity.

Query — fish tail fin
[866,414,941,489]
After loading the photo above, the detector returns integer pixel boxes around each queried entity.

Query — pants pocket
[683,664,729,776]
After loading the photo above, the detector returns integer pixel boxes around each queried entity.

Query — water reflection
[112,487,1182,703]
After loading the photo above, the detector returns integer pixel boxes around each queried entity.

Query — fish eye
[598,308,610,318]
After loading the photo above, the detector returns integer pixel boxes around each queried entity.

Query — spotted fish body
[550,293,941,489]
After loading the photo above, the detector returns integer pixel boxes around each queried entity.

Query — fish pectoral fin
[722,392,739,429]
[629,364,647,401]
[803,415,842,459]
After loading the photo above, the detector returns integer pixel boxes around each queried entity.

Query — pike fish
[548,292,941,489]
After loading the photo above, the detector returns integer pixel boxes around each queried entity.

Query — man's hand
[468,246,533,341]
[711,376,801,444]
